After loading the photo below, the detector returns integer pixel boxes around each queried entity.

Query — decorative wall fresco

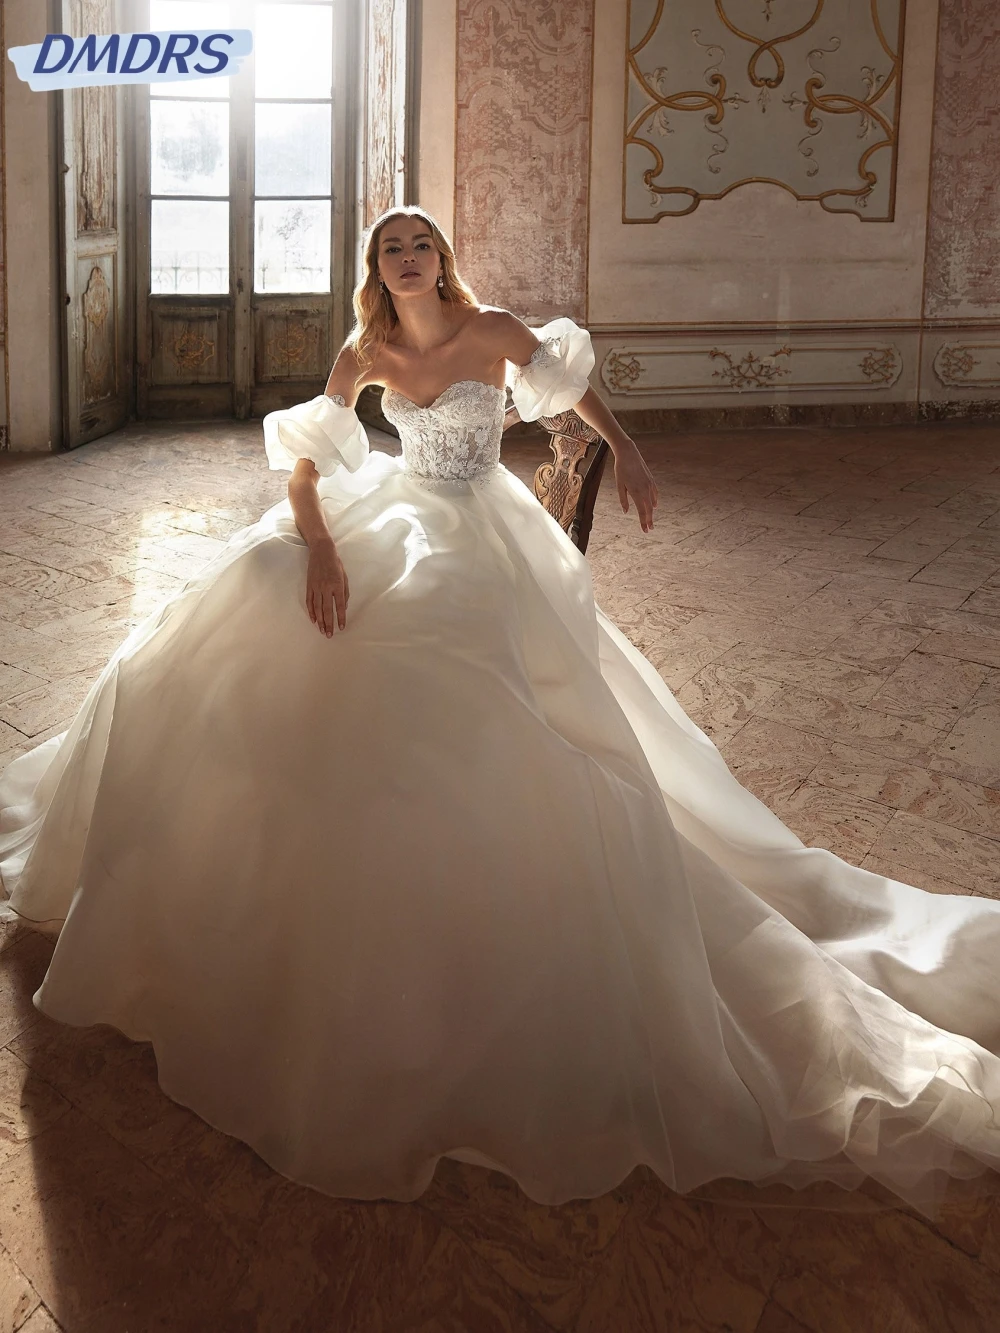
[600,338,904,396]
[454,0,594,322]
[924,2,1000,318]
[932,341,1000,389]
[624,0,905,222]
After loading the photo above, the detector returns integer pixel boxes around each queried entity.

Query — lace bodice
[380,380,507,482]
[262,317,595,483]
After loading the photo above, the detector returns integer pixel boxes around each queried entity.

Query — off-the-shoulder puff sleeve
[262,394,370,478]
[505,316,595,421]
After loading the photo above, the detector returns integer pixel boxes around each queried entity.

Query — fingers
[330,568,349,631]
[307,582,333,636]
[631,486,656,533]
[307,552,350,637]
[307,582,348,635]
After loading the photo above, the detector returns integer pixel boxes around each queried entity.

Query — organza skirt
[3,448,1000,1213]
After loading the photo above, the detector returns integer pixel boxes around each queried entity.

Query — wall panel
[453,0,594,322]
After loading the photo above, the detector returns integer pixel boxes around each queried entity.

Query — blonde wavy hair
[350,206,478,377]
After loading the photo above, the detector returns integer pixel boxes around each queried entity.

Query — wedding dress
[2,316,1000,1215]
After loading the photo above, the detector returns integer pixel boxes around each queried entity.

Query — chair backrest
[532,409,610,555]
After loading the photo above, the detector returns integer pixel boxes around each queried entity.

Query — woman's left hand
[614,441,658,533]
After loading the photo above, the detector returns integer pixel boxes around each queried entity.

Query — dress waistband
[401,465,501,490]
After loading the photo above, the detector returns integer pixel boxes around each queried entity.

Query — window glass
[151,199,229,293]
[255,102,332,197]
[151,100,229,195]
[254,3,333,99]
[254,199,331,292]
[149,0,232,99]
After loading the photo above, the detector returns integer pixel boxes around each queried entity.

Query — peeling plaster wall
[452,0,593,324]
[924,5,1000,319]
[919,1,1000,408]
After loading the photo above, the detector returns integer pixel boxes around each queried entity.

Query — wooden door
[60,0,132,448]
[362,0,409,226]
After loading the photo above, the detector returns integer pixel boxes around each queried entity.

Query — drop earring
[437,275,444,289]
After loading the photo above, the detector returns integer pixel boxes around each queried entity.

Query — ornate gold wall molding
[600,339,904,395]
[624,0,905,222]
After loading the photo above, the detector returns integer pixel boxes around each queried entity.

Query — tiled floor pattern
[1,419,999,1330]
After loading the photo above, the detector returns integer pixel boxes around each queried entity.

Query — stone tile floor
[0,417,999,1331]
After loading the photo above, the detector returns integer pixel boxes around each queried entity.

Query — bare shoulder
[469,306,540,365]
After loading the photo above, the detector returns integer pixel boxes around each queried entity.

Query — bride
[3,205,1000,1215]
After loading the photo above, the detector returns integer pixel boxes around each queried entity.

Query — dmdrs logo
[7,29,253,91]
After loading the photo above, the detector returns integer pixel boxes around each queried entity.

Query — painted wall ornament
[933,343,1000,389]
[600,340,903,395]
[624,0,905,222]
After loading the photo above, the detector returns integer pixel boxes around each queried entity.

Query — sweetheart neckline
[381,379,506,413]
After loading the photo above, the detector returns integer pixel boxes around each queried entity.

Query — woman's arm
[492,312,659,533]
[287,343,368,635]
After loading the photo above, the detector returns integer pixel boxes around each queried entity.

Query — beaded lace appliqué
[381,379,507,483]
[509,336,560,391]
[378,341,559,485]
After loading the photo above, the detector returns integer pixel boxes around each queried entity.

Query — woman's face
[376,216,443,299]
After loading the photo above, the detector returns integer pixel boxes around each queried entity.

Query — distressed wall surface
[453,0,594,323]
[918,0,1000,405]
[924,3,1000,319]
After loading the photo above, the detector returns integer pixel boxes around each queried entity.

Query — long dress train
[2,317,1000,1213]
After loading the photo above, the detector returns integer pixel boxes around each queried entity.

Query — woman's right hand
[306,538,350,635]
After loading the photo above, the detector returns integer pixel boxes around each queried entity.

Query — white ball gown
[2,316,1000,1215]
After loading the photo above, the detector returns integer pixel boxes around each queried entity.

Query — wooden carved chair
[504,402,610,556]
